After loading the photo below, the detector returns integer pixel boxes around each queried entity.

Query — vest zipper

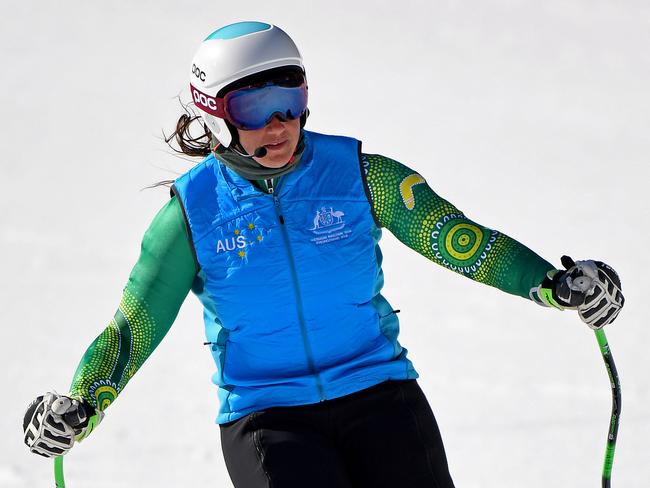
[272,194,326,401]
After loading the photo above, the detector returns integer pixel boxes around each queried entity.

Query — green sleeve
[362,153,555,299]
[69,196,197,410]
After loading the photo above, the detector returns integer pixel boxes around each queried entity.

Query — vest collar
[216,131,316,202]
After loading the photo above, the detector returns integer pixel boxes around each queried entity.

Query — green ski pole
[50,406,103,487]
[595,328,621,488]
[54,456,65,488]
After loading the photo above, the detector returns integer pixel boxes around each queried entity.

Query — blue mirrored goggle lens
[225,83,308,130]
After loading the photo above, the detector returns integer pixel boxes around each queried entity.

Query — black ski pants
[220,379,455,488]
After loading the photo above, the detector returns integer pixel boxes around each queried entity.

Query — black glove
[535,255,624,329]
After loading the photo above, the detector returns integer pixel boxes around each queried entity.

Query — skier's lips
[263,139,288,152]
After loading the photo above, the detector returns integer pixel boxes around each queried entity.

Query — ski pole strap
[54,456,65,488]
[595,329,621,488]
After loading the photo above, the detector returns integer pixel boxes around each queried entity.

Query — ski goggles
[190,81,308,130]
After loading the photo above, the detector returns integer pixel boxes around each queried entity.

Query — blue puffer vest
[173,130,417,423]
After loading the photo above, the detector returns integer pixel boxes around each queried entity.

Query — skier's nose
[265,115,286,130]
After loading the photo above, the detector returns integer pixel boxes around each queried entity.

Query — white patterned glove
[23,392,102,458]
[531,255,624,329]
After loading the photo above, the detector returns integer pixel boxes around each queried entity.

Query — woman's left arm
[361,153,624,327]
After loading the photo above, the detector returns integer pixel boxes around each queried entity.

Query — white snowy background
[1,1,648,486]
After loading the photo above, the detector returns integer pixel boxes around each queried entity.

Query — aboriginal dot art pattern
[70,288,157,410]
[362,154,547,294]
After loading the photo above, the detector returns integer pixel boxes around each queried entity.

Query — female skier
[23,22,624,488]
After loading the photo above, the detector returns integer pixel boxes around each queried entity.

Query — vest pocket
[379,309,401,318]
[204,340,228,386]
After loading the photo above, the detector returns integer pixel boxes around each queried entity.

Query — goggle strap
[190,84,225,117]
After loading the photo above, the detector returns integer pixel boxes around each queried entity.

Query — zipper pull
[273,195,285,225]
[265,178,274,194]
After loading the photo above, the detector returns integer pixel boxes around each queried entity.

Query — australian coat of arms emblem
[310,207,346,234]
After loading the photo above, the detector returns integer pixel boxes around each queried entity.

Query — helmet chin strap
[211,135,265,160]
[230,145,268,159]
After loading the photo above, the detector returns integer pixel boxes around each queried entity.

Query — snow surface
[1,1,649,486]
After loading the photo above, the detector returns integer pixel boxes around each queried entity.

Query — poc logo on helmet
[192,63,206,81]
[190,86,219,115]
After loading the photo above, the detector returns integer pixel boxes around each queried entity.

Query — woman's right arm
[68,195,197,411]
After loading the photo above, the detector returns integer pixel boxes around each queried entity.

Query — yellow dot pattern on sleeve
[116,288,157,392]
[69,288,158,409]
[362,153,554,297]
[69,319,121,407]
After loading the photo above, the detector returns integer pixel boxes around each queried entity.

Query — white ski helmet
[189,21,305,148]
